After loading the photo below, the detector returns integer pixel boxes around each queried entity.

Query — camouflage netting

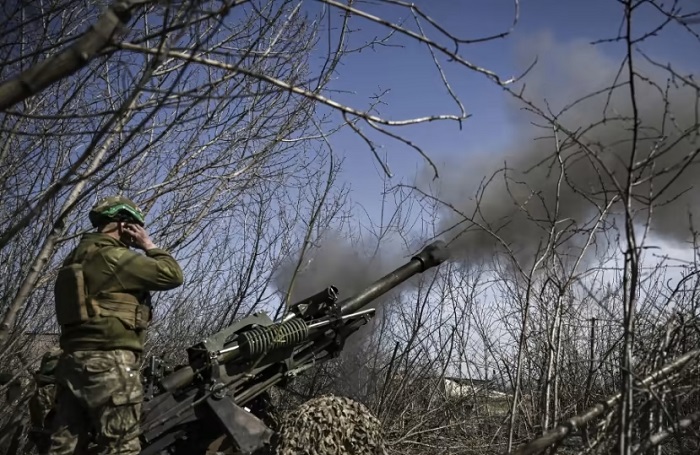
[273,395,388,455]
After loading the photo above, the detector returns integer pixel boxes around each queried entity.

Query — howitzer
[137,240,449,454]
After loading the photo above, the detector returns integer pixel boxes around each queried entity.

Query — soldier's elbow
[157,262,184,289]
[166,267,184,288]
[171,271,184,287]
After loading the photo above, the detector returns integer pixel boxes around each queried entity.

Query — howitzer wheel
[273,395,387,455]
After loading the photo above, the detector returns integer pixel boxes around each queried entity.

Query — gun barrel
[339,240,449,316]
[158,241,448,395]
[160,365,195,393]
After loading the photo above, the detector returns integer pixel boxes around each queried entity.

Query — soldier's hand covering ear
[122,224,157,251]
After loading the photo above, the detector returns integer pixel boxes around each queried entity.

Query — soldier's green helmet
[89,195,146,227]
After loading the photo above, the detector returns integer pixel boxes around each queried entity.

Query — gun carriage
[138,241,449,454]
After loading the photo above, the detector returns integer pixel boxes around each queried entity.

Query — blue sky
[306,0,700,229]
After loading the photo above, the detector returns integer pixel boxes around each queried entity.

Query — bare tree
[0,0,525,452]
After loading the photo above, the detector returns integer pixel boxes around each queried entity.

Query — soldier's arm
[110,247,184,291]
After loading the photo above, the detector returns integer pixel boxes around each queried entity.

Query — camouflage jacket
[58,233,184,352]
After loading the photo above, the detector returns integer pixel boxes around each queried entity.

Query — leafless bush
[386,1,700,454]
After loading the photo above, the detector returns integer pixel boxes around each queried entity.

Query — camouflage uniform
[29,348,62,453]
[47,196,184,455]
[0,371,21,404]
[49,350,143,454]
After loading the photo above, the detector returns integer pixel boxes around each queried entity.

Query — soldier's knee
[44,427,84,455]
[94,437,140,455]
[98,401,141,450]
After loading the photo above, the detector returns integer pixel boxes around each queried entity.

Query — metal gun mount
[138,240,450,455]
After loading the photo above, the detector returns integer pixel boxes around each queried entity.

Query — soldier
[46,196,184,455]
[29,348,62,453]
[0,371,17,402]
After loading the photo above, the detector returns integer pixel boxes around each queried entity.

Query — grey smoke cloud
[272,231,431,339]
[273,231,421,397]
[425,32,700,264]
[274,231,394,307]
